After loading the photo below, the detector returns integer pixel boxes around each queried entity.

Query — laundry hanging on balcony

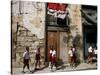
[47,3,68,25]
[47,3,68,19]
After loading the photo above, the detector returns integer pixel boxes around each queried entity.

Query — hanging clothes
[47,3,58,16]
[47,3,68,25]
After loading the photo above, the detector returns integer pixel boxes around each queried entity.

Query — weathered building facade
[11,0,97,67]
[81,5,97,60]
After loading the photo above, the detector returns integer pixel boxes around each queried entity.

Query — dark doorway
[83,25,97,60]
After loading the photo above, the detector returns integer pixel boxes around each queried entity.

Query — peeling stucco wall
[12,1,45,67]
[59,4,83,63]
[12,1,84,67]
[23,2,45,39]
[67,4,83,62]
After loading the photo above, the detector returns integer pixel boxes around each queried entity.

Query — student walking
[87,45,93,64]
[35,47,41,69]
[68,46,74,67]
[51,48,57,71]
[72,46,77,67]
[49,46,53,68]
[68,46,77,68]
[22,46,31,73]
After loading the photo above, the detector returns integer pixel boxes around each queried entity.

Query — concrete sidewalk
[12,63,97,74]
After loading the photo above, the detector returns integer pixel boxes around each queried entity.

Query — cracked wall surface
[12,1,83,67]
[12,1,45,67]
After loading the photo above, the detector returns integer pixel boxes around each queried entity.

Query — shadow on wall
[73,34,82,67]
[75,49,81,67]
[72,34,81,47]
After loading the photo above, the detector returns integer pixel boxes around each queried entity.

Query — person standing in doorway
[22,46,31,73]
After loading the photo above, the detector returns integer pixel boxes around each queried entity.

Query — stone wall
[67,4,83,62]
[12,1,84,68]
[12,1,45,67]
[58,4,83,63]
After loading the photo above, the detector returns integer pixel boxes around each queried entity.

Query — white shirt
[47,8,57,16]
[72,48,75,52]
[50,49,53,54]
[23,50,30,59]
[68,50,73,57]
[52,50,56,57]
[57,10,66,18]
[94,49,97,55]
[88,46,93,53]
[57,14,66,19]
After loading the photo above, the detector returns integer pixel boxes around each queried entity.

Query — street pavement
[12,63,97,75]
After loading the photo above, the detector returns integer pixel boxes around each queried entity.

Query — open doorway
[83,25,97,60]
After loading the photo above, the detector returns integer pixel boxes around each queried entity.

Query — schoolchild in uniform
[22,46,31,73]
[68,46,74,67]
[35,47,41,69]
[51,48,57,71]
[87,45,93,64]
[49,46,53,67]
[72,46,77,67]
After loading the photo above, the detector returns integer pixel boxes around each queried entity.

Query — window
[46,3,68,27]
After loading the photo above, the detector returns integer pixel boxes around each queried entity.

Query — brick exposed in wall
[12,1,84,67]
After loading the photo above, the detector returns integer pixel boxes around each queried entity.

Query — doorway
[47,31,58,61]
[83,25,97,60]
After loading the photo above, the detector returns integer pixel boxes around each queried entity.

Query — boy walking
[51,48,57,71]
[22,46,31,73]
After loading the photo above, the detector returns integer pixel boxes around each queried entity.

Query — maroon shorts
[88,52,93,58]
[52,57,56,64]
[23,59,29,65]
[49,54,52,61]
[35,54,40,60]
